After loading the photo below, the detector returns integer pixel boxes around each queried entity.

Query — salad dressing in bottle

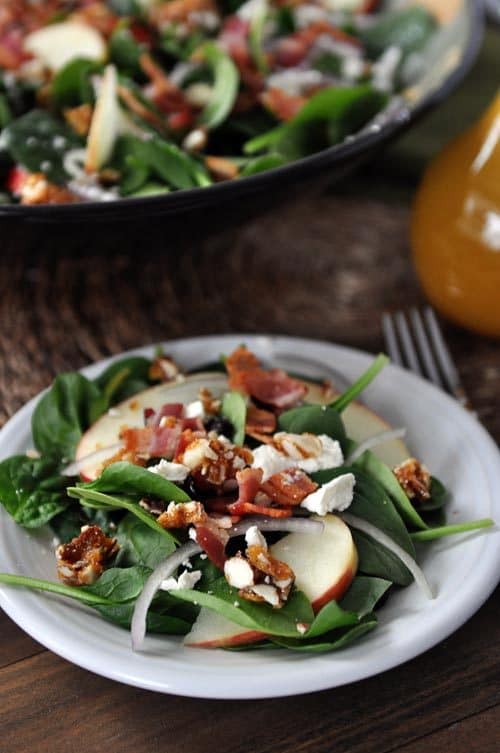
[411,92,500,338]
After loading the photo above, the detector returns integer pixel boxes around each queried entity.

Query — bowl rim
[0,0,484,222]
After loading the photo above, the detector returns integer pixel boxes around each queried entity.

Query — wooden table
[1,29,499,753]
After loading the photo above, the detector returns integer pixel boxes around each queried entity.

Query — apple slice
[184,514,357,647]
[24,21,106,72]
[85,64,120,173]
[75,371,410,480]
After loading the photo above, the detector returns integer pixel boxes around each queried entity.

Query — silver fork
[382,307,472,411]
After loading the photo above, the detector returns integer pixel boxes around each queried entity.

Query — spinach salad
[0,1,438,204]
[0,345,493,653]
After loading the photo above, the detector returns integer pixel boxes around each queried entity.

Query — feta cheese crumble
[300,473,355,515]
[224,556,255,589]
[251,432,344,480]
[147,459,190,482]
[160,569,202,591]
[245,525,268,550]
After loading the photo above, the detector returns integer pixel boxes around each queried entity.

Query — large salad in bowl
[0,345,492,653]
[0,0,440,204]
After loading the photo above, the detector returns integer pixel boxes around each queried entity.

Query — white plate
[0,335,499,699]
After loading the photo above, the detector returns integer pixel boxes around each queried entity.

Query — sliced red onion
[340,512,434,600]
[229,516,324,537]
[131,515,324,651]
[61,443,123,477]
[131,540,201,651]
[345,428,407,464]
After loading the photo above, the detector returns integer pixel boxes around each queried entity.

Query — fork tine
[423,307,471,408]
[395,311,423,376]
[381,312,403,366]
[409,308,444,388]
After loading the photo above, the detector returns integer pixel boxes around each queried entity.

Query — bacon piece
[246,405,276,435]
[228,500,293,518]
[260,468,317,506]
[242,368,307,409]
[145,403,184,426]
[120,423,182,459]
[218,16,251,67]
[226,346,306,409]
[194,518,229,570]
[260,88,307,122]
[235,467,263,505]
[56,525,119,586]
[273,21,360,68]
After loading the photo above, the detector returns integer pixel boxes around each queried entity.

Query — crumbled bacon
[260,87,307,122]
[228,500,293,518]
[272,20,360,68]
[246,404,276,436]
[393,458,431,504]
[260,468,317,506]
[226,346,307,409]
[56,525,119,586]
[157,500,206,528]
[120,423,182,459]
[194,517,230,570]
[145,403,184,427]
[235,467,263,505]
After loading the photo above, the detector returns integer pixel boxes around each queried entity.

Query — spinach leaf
[359,7,437,59]
[32,372,107,461]
[338,575,392,616]
[351,530,412,585]
[354,450,428,530]
[271,614,378,652]
[0,455,68,528]
[93,601,192,633]
[0,110,82,184]
[116,513,177,568]
[172,578,314,637]
[198,43,240,129]
[80,461,190,502]
[331,354,389,413]
[66,486,179,543]
[221,391,246,445]
[245,85,387,157]
[109,27,146,77]
[417,476,448,513]
[240,153,287,176]
[51,58,102,108]
[84,564,149,602]
[108,0,142,15]
[0,93,12,128]
[94,356,154,403]
[304,600,359,639]
[278,404,346,444]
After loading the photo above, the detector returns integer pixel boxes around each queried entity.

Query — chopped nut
[20,173,77,205]
[56,525,119,586]
[393,458,431,504]
[204,155,239,181]
[64,104,93,136]
[229,544,295,608]
[157,500,207,528]
[149,354,181,382]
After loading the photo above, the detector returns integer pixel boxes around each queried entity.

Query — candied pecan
[228,543,295,608]
[181,434,253,488]
[20,173,77,205]
[198,387,221,415]
[393,458,431,504]
[64,104,93,136]
[56,525,119,586]
[157,500,207,529]
[148,354,181,383]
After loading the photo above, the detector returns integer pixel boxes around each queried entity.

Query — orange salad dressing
[411,92,500,337]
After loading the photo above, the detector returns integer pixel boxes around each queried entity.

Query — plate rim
[0,333,499,699]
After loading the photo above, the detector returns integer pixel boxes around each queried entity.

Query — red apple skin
[184,629,263,649]
[310,557,358,612]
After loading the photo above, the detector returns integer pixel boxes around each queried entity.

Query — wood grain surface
[0,28,499,753]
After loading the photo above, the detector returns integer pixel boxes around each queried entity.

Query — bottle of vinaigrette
[411,92,500,338]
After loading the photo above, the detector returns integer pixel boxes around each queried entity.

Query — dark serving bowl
[0,0,483,230]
